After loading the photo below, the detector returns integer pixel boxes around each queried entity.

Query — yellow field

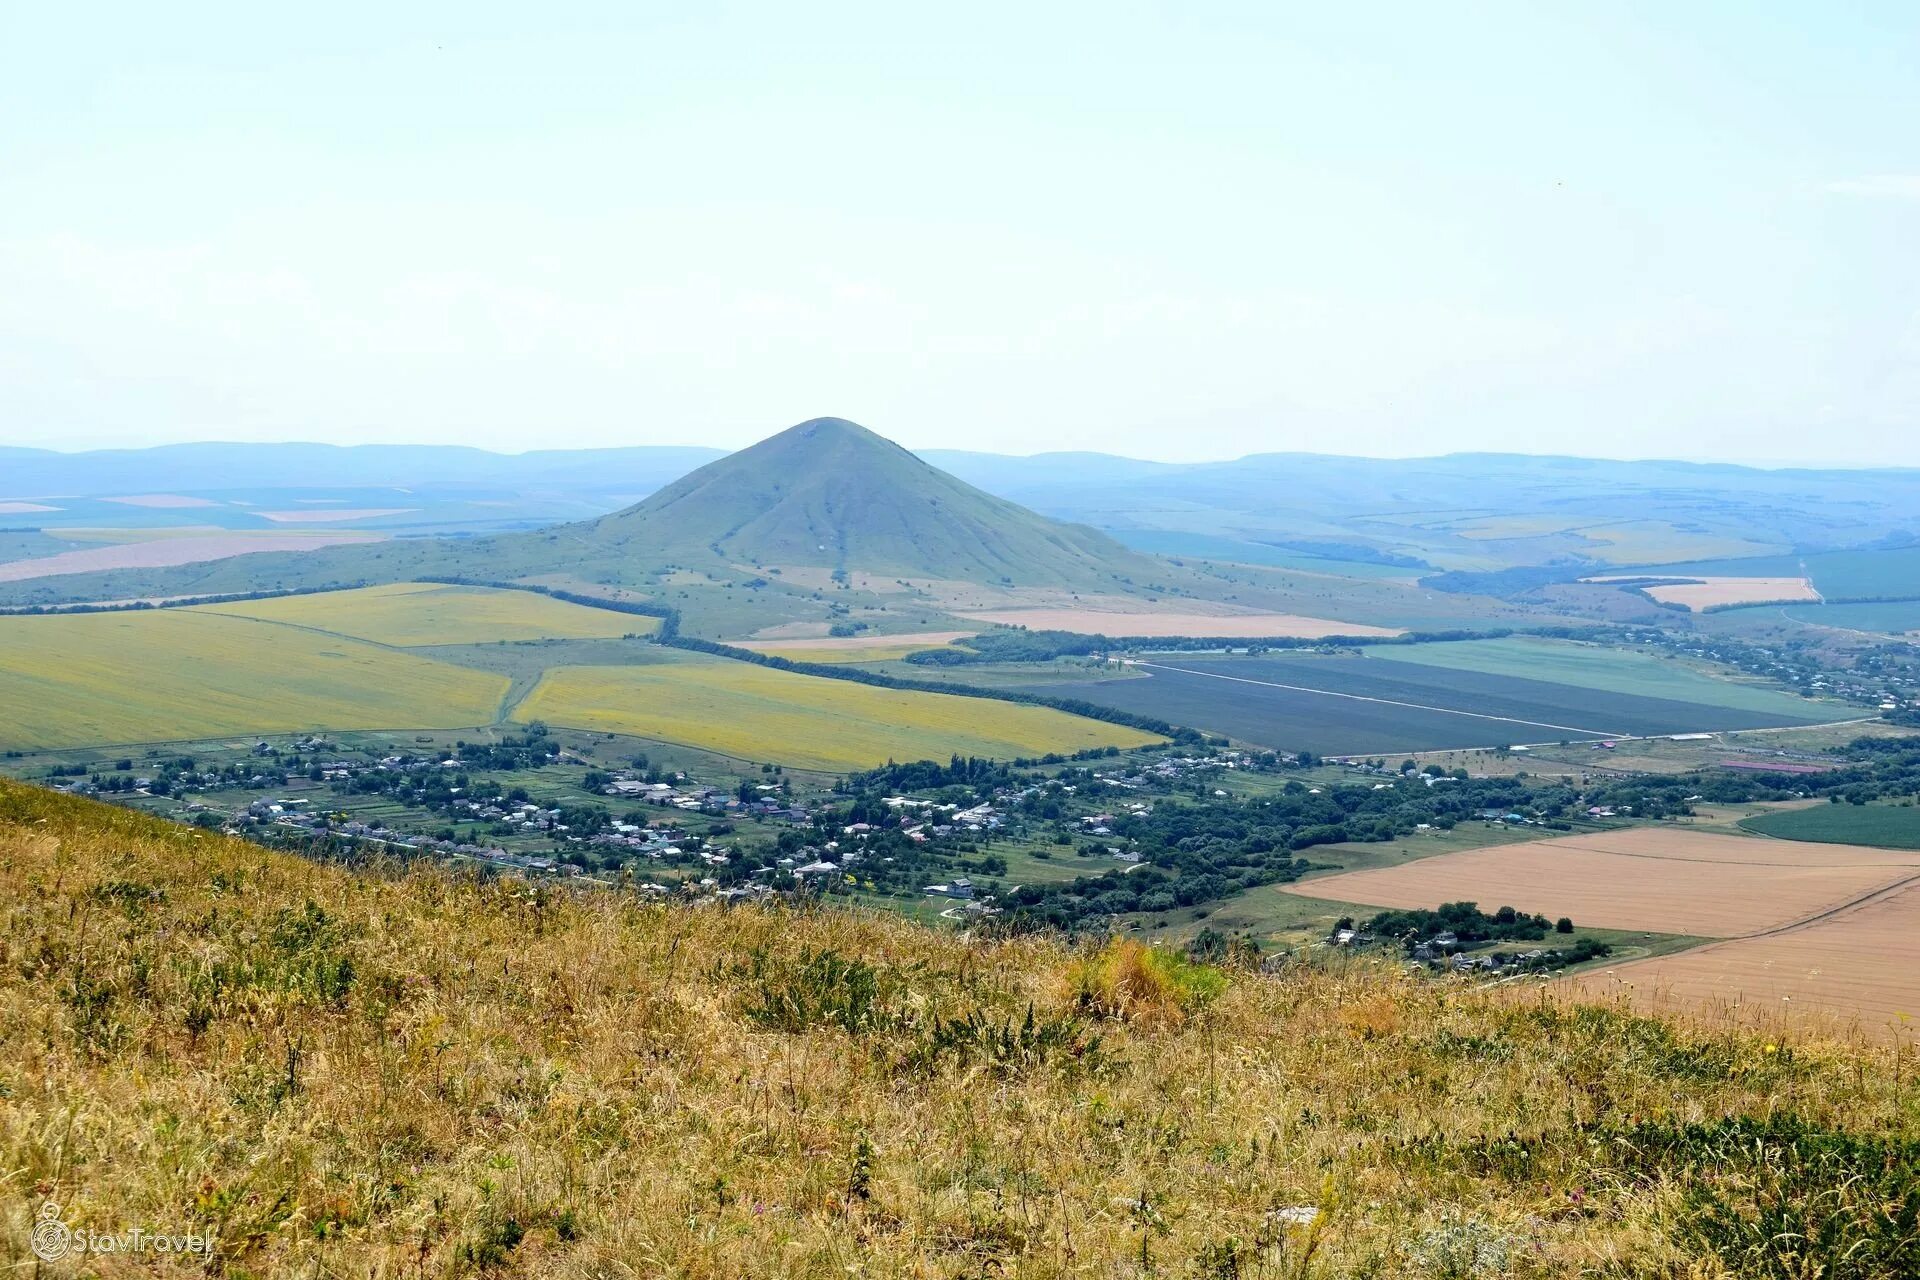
[0,610,508,749]
[513,660,1161,770]
[193,582,653,646]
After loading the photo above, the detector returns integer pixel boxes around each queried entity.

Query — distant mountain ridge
[0,442,724,497]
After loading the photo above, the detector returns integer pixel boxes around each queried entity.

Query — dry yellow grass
[2,780,1914,1277]
[513,660,1160,770]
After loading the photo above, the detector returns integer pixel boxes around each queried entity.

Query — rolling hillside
[2,780,1915,1276]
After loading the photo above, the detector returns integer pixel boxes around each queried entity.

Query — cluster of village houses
[1329,923,1579,975]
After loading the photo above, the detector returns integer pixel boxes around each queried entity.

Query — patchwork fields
[193,582,652,646]
[0,584,1164,767]
[0,610,508,749]
[1030,641,1829,755]
[512,659,1163,771]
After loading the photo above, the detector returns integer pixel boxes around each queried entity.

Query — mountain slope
[4,777,1912,1276]
[576,417,1160,586]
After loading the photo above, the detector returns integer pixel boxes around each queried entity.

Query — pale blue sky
[3,2,1916,463]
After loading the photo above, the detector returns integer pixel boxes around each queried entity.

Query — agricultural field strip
[0,609,509,750]
[1727,868,1920,941]
[191,582,644,648]
[1571,877,1920,1038]
[511,661,1161,771]
[1283,828,1920,940]
[1527,836,1920,941]
[1133,662,1624,738]
[1523,835,1920,874]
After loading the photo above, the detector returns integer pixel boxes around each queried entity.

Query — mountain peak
[579,418,1152,586]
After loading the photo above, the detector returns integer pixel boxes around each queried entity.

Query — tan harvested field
[1575,878,1920,1039]
[258,507,417,523]
[1647,577,1819,610]
[0,531,383,582]
[1287,827,1920,937]
[742,629,974,661]
[101,493,222,508]
[1583,574,1819,610]
[956,608,1402,638]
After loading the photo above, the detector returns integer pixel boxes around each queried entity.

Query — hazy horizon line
[6,433,1915,476]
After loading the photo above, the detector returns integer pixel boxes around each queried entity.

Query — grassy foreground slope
[4,782,1918,1278]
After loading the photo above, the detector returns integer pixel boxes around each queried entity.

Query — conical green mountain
[577,417,1157,586]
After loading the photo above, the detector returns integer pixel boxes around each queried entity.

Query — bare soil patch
[0,532,383,582]
[1287,827,1920,937]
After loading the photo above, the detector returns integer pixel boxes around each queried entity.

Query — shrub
[1615,1116,1920,1278]
[731,946,901,1035]
[1073,939,1227,1025]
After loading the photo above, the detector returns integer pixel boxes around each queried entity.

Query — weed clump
[1074,937,1228,1025]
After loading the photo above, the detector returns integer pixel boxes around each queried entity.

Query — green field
[193,581,652,646]
[0,610,508,750]
[1368,636,1824,719]
[1779,600,1920,635]
[512,657,1162,771]
[1740,801,1920,850]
